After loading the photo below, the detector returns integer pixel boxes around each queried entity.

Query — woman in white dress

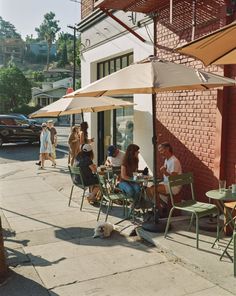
[39,123,56,169]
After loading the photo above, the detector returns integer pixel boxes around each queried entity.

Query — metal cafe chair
[68,166,89,211]
[96,172,131,222]
[164,172,220,249]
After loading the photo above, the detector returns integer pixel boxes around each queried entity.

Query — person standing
[79,121,94,145]
[68,125,81,165]
[118,144,141,201]
[39,123,56,169]
[47,120,57,165]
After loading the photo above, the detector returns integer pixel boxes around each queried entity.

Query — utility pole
[67,25,77,126]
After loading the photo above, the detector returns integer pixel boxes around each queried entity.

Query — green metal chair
[68,166,89,211]
[164,172,220,249]
[96,173,131,222]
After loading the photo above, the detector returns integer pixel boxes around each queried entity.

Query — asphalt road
[0,126,70,164]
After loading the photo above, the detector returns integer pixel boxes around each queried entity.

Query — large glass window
[97,53,134,162]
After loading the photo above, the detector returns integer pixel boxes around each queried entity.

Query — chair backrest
[68,165,86,189]
[96,173,110,198]
[167,172,195,206]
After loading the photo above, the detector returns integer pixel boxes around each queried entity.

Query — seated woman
[118,144,141,201]
[74,144,99,204]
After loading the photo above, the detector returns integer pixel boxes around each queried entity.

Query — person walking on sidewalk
[39,123,56,169]
[47,120,57,166]
[68,125,81,165]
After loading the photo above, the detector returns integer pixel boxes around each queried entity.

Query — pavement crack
[48,261,167,290]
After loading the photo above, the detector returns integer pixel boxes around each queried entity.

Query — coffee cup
[229,184,236,194]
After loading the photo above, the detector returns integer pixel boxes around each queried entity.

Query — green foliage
[0,66,32,112]
[0,16,21,39]
[11,104,41,116]
[35,12,60,69]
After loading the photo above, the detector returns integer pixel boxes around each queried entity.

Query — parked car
[0,114,41,147]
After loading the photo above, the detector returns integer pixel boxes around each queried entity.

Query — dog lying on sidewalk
[93,222,116,238]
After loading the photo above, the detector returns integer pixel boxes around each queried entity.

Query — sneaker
[35,161,41,166]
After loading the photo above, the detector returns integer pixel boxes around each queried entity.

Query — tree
[57,32,72,67]
[0,66,31,112]
[0,17,21,39]
[35,12,60,70]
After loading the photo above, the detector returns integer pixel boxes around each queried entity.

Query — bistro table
[206,189,236,261]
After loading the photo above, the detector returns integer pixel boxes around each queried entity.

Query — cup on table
[133,172,138,181]
[219,180,226,193]
[100,165,106,172]
[229,184,236,194]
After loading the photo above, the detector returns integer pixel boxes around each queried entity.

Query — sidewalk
[0,157,235,295]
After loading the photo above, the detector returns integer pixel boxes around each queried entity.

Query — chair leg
[195,214,199,249]
[188,213,194,231]
[216,211,220,243]
[234,232,236,276]
[97,196,104,221]
[80,189,86,211]
[164,207,175,238]
[68,185,74,206]
[105,201,112,222]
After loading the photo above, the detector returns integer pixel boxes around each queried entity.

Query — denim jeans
[118,181,141,201]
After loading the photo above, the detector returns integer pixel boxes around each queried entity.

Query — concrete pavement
[0,157,235,295]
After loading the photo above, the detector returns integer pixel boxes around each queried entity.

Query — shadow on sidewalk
[0,143,66,162]
[0,270,59,296]
[54,227,153,253]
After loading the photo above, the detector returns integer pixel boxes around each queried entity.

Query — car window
[14,119,29,126]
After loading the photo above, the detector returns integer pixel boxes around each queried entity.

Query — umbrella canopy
[64,57,236,98]
[29,96,134,118]
[177,21,236,66]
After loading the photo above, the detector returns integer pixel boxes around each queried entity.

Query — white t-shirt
[107,150,124,167]
[163,155,182,195]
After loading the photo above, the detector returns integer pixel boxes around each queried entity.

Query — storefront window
[97,53,134,162]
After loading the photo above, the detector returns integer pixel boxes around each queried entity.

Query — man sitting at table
[105,145,124,167]
[147,142,182,216]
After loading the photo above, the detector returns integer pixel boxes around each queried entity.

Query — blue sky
[1,0,81,39]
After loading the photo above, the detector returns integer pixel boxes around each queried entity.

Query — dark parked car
[0,114,41,147]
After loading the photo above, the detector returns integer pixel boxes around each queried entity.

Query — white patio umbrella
[177,21,236,66]
[29,96,134,118]
[62,56,236,229]
[64,57,236,98]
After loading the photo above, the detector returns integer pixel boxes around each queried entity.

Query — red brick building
[79,0,236,201]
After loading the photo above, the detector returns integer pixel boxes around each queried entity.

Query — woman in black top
[74,144,99,203]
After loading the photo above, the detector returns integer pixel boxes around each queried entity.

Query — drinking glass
[219,180,226,193]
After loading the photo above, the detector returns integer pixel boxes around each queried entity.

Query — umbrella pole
[152,93,158,219]
[81,112,84,122]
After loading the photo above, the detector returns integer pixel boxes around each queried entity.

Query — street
[0,126,70,164]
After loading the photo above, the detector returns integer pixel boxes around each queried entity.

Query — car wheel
[0,137,3,147]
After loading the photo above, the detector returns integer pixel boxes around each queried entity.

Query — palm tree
[35,12,60,70]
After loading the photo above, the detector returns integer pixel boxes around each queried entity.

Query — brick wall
[155,0,236,201]
[81,0,94,19]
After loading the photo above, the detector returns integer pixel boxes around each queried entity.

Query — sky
[0,0,81,39]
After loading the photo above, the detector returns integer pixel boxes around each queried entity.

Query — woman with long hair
[118,144,141,200]
[74,144,99,203]
[39,123,56,169]
[79,121,94,145]
[68,125,80,165]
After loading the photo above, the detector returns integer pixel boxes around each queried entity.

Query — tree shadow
[0,270,59,296]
